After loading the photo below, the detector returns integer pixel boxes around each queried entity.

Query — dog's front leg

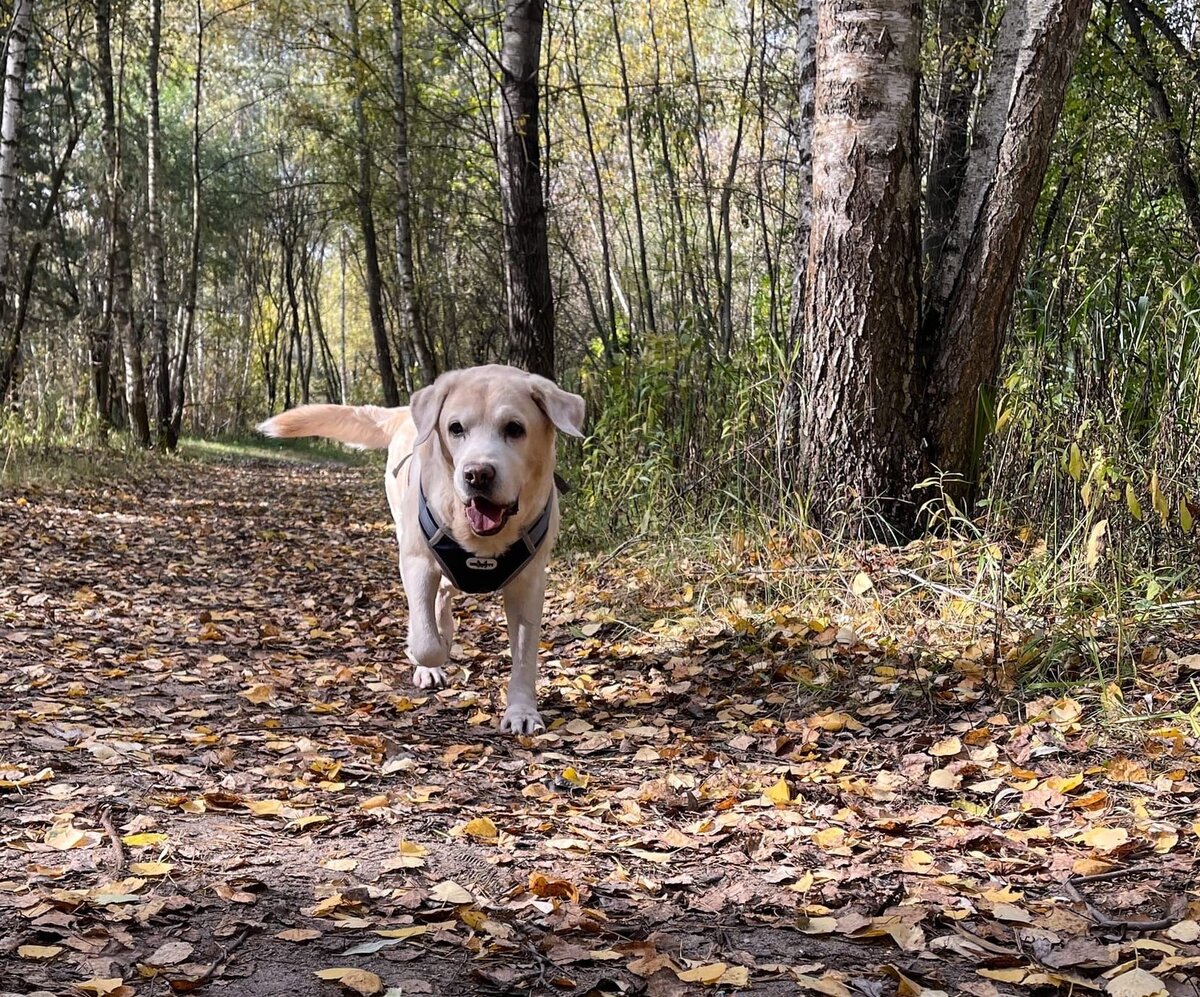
[400,555,448,690]
[500,570,547,734]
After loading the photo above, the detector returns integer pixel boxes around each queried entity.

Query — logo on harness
[465,556,498,571]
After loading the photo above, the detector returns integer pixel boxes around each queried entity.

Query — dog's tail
[257,404,408,451]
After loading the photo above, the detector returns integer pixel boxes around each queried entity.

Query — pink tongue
[467,498,506,533]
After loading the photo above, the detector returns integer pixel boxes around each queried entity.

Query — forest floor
[2,448,1199,997]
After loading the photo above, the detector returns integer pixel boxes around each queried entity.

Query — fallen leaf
[19,944,63,959]
[314,967,383,995]
[429,880,473,904]
[1105,968,1167,997]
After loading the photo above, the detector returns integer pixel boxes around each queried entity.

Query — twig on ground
[96,805,125,874]
[1063,868,1186,932]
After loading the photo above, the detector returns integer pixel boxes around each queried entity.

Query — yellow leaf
[719,966,750,986]
[994,407,1014,434]
[1067,442,1084,482]
[373,925,428,940]
[359,795,389,810]
[240,683,274,704]
[313,967,383,995]
[1125,482,1143,521]
[850,572,874,596]
[1181,496,1195,534]
[794,973,853,997]
[1077,826,1128,852]
[460,816,499,840]
[73,979,125,996]
[19,945,62,959]
[677,962,727,985]
[121,833,167,847]
[128,862,174,877]
[1044,773,1084,794]
[245,799,283,817]
[812,827,844,850]
[1086,519,1108,569]
[561,766,589,787]
[1150,472,1169,525]
[763,777,791,805]
[43,825,94,851]
[978,968,1030,983]
[429,880,473,904]
[929,736,962,757]
[900,850,936,874]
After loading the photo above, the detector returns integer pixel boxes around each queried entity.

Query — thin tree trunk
[923,0,1092,484]
[1120,0,1200,253]
[0,0,33,286]
[147,0,171,446]
[168,0,205,449]
[648,2,709,335]
[1,113,82,402]
[682,0,726,341]
[96,0,151,447]
[498,0,555,378]
[568,0,616,361]
[391,0,435,384]
[923,0,987,277]
[609,0,656,342]
[348,0,400,404]
[775,0,816,480]
[794,0,923,529]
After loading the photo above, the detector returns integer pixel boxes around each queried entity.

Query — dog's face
[410,366,584,538]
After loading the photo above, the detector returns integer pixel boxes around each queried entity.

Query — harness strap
[417,483,554,594]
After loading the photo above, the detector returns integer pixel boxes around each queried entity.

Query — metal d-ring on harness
[393,452,554,594]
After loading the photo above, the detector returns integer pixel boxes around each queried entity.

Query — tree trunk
[0,0,34,402]
[923,0,1092,485]
[568,0,616,361]
[95,0,151,447]
[922,0,987,276]
[391,0,436,384]
[348,0,400,405]
[774,0,817,480]
[147,0,171,447]
[499,0,555,378]
[0,0,33,286]
[1120,0,1200,254]
[168,0,205,449]
[794,0,923,529]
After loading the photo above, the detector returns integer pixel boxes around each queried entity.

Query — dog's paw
[412,665,448,690]
[500,705,545,736]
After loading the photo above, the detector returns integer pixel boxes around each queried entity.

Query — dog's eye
[448,421,465,438]
[505,421,525,440]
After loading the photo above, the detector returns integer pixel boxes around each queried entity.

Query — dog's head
[409,365,584,538]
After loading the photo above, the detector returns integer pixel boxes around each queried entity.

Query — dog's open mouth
[465,496,517,536]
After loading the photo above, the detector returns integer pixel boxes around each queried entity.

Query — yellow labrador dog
[259,365,584,734]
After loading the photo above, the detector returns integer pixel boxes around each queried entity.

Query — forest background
[0,0,1197,604]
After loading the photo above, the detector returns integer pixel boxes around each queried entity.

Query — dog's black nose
[463,463,496,489]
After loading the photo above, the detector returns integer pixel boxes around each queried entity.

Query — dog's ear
[528,375,586,438]
[410,375,452,446]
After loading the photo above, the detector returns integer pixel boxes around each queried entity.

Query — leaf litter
[1,456,1199,995]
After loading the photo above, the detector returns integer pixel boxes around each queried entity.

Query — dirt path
[1,456,1198,997]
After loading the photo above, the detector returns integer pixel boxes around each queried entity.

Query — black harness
[417,483,553,594]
